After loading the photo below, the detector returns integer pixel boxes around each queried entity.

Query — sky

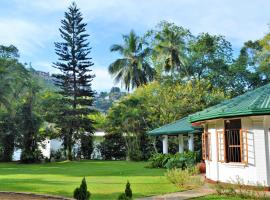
[0,0,269,91]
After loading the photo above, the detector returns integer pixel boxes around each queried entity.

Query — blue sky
[0,0,269,91]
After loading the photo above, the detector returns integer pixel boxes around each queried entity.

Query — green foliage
[52,2,95,160]
[146,21,191,75]
[0,114,16,161]
[100,133,126,160]
[14,79,45,163]
[20,149,43,164]
[0,44,56,163]
[80,134,94,159]
[148,152,199,169]
[125,181,132,199]
[109,30,155,91]
[105,95,155,161]
[148,153,172,168]
[105,80,225,160]
[73,177,91,200]
[50,149,64,161]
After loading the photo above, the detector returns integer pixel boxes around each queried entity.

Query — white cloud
[92,66,117,91]
[0,18,57,56]
[25,0,269,43]
[1,0,270,91]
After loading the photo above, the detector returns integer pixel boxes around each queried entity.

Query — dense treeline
[0,45,52,162]
[102,21,270,161]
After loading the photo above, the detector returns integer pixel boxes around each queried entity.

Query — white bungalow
[189,83,270,187]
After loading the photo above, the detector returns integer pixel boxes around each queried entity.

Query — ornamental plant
[74,177,91,200]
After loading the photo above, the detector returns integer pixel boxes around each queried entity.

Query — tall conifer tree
[53,2,95,160]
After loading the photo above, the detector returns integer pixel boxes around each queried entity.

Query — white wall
[39,139,51,158]
[205,116,270,186]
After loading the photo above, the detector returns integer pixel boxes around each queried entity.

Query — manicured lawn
[0,160,178,200]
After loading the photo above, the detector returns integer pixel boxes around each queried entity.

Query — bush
[73,177,91,200]
[148,153,173,168]
[20,149,43,163]
[50,149,65,161]
[165,168,190,188]
[148,151,199,169]
[165,168,202,189]
[125,181,132,199]
[117,181,132,200]
[100,133,126,160]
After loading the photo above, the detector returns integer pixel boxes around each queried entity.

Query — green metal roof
[189,83,270,123]
[148,117,201,136]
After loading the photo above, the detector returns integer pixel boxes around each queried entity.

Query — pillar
[178,134,184,153]
[188,133,194,151]
[162,135,168,154]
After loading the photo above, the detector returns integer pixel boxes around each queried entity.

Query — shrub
[149,151,199,169]
[20,149,43,163]
[74,177,91,200]
[165,168,202,189]
[125,181,132,199]
[165,168,190,188]
[100,133,126,160]
[187,166,200,175]
[165,155,187,169]
[50,149,65,161]
[118,181,132,200]
[148,153,173,168]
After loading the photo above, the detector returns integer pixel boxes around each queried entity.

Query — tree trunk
[67,144,72,161]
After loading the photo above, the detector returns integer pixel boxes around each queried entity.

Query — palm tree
[152,22,189,75]
[109,30,155,91]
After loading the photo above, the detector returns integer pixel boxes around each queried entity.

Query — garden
[0,161,179,200]
[0,1,270,200]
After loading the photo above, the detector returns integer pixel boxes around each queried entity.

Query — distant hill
[94,87,126,113]
[29,69,126,113]
[29,68,58,91]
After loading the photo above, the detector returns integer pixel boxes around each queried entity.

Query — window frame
[216,118,248,165]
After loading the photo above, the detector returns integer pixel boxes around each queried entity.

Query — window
[202,131,211,160]
[216,119,248,164]
[225,119,243,162]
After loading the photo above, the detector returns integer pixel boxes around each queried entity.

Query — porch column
[162,135,168,154]
[188,133,194,151]
[178,134,184,153]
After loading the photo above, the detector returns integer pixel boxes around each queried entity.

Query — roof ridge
[189,83,270,122]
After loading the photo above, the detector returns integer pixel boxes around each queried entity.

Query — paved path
[136,185,214,200]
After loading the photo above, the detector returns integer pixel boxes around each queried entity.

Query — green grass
[0,160,179,200]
